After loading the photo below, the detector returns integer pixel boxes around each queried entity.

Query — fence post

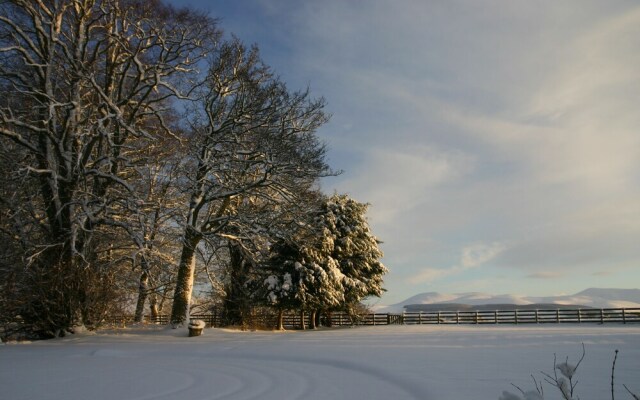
[577,309,581,323]
[475,311,479,324]
[515,310,518,325]
[418,312,422,325]
[556,309,560,323]
[600,309,604,324]
[535,310,539,324]
[622,308,626,324]
[372,313,376,326]
[494,310,498,324]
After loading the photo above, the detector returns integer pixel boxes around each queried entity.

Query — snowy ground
[1,325,639,400]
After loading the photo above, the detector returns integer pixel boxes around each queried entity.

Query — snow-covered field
[2,325,639,399]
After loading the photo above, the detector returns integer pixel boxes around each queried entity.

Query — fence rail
[397,308,640,325]
[105,307,640,329]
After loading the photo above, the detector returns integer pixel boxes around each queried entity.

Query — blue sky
[168,0,640,305]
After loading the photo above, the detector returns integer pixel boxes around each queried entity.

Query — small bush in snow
[500,344,639,400]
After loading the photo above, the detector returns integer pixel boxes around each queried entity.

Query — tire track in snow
[3,328,434,400]
[128,353,425,399]
[201,353,427,400]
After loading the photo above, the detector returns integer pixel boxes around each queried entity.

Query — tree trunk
[133,267,149,323]
[170,229,201,326]
[149,293,160,322]
[299,310,306,330]
[222,243,251,326]
[29,242,88,336]
[277,309,284,330]
[309,310,317,329]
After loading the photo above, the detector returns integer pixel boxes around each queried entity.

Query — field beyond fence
[107,307,640,329]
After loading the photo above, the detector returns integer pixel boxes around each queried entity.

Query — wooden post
[556,309,560,323]
[475,311,479,324]
[418,312,422,325]
[578,309,582,323]
[600,309,604,324]
[438,311,441,325]
[535,310,539,324]
[622,308,626,324]
[515,310,518,325]
[494,310,498,324]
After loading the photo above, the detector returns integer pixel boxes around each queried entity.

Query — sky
[167,0,640,305]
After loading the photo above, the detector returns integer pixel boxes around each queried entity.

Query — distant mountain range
[375,288,640,313]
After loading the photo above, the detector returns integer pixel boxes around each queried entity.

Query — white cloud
[461,242,508,269]
[409,242,507,285]
[335,145,474,224]
[409,268,455,284]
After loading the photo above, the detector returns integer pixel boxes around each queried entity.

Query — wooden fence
[106,307,640,329]
[396,308,640,325]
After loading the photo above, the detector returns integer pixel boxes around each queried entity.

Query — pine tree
[258,194,387,329]
[317,195,387,315]
[259,240,344,329]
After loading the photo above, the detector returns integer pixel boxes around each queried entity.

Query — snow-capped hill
[394,292,459,305]
[374,292,458,312]
[450,293,529,306]
[376,288,640,312]
[577,288,640,303]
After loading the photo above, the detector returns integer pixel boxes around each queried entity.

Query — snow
[188,320,205,329]
[2,325,639,399]
[556,361,578,379]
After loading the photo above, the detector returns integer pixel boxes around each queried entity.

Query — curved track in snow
[1,327,428,400]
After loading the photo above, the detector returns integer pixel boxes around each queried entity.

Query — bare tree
[0,0,216,336]
[127,145,185,322]
[169,39,332,326]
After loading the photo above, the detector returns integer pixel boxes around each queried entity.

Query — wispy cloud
[409,242,507,285]
[527,271,565,280]
[335,144,474,224]
[461,242,507,269]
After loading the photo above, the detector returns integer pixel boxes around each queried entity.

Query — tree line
[0,0,386,338]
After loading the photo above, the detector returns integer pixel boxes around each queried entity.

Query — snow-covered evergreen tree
[258,240,344,329]
[316,194,387,312]
[258,194,386,328]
